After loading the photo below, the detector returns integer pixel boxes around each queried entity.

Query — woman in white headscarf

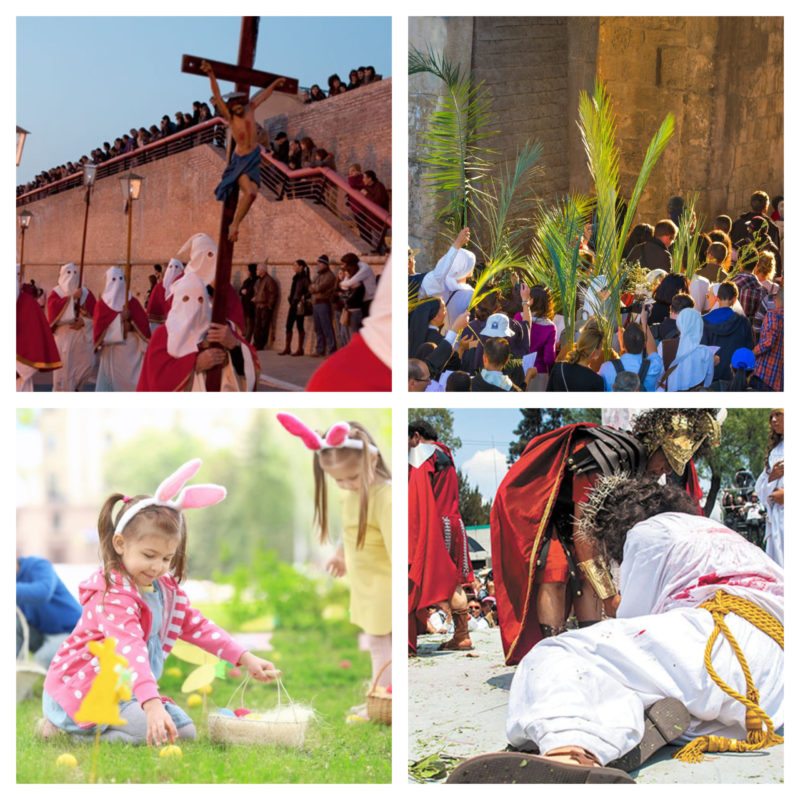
[656,308,715,391]
[93,266,150,392]
[45,262,97,391]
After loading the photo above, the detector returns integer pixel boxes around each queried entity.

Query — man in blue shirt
[16,556,81,668]
[598,325,664,392]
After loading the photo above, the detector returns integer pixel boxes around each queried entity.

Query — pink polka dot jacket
[43,568,246,727]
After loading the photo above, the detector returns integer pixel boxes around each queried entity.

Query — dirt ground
[408,627,783,784]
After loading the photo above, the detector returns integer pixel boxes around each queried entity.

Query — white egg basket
[207,675,313,748]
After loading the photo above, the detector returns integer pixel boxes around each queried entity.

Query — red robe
[92,298,150,349]
[136,324,260,392]
[408,452,460,654]
[17,291,62,371]
[46,288,96,327]
[491,423,703,666]
[306,333,391,391]
[146,282,167,325]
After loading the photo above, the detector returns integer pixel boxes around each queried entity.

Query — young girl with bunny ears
[39,459,278,746]
[277,414,391,717]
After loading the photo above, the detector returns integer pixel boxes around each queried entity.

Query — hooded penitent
[165,272,212,359]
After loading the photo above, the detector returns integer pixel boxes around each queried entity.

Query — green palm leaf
[578,79,674,355]
[409,46,497,235]
[473,141,543,266]
[671,191,706,279]
[528,194,594,347]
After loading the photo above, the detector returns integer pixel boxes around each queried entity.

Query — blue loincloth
[214,146,262,202]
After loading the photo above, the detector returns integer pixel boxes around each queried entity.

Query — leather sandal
[445,751,635,783]
[607,697,691,772]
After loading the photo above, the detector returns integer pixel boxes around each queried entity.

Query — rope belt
[673,590,783,763]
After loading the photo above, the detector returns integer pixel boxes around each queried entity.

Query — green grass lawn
[17,624,391,783]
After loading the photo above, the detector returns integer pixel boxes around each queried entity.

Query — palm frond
[473,141,543,265]
[615,114,675,262]
[577,79,674,354]
[409,46,497,233]
[528,194,594,345]
[671,191,706,279]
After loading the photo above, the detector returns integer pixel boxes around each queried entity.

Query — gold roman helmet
[633,409,725,476]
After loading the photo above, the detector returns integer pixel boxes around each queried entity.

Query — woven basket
[366,660,391,725]
[208,674,311,747]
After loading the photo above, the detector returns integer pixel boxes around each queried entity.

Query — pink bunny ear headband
[114,458,226,535]
[276,413,378,453]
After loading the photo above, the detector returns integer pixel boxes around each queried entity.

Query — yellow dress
[340,481,391,635]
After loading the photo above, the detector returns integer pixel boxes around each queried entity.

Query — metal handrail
[259,153,391,250]
[17,119,226,205]
[17,118,392,251]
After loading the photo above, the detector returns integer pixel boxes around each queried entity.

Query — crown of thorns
[573,471,633,546]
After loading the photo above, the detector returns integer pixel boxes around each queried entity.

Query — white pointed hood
[178,233,217,286]
[165,272,212,359]
[101,266,128,312]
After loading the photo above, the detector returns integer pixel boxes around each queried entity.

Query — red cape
[136,325,196,391]
[137,323,260,392]
[17,292,62,371]
[146,282,167,323]
[491,423,703,665]
[92,298,150,349]
[408,454,461,654]
[306,333,391,392]
[46,288,96,327]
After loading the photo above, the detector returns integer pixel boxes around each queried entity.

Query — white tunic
[506,512,783,765]
[755,440,784,567]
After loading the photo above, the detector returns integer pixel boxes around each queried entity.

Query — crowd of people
[302,66,382,103]
[264,129,390,254]
[17,103,216,196]
[409,190,783,392]
[18,65,385,197]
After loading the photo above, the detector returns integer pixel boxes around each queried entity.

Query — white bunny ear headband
[276,413,378,454]
[114,458,226,536]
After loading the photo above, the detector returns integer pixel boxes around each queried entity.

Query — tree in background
[408,409,462,452]
[457,469,492,526]
[700,408,770,515]
[507,408,601,464]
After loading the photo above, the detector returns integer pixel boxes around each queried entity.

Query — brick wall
[596,16,784,224]
[410,17,783,253]
[19,143,384,341]
[261,78,392,190]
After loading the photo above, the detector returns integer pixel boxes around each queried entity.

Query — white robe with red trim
[506,512,783,765]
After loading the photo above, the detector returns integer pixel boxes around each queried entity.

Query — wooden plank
[181,54,297,95]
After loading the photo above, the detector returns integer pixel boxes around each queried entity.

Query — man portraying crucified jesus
[201,59,285,242]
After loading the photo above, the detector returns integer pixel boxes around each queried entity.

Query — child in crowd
[278,414,391,716]
[39,459,278,746]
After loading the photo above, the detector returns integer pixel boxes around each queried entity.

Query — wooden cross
[181,16,296,390]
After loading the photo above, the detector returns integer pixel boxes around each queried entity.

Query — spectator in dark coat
[701,281,754,388]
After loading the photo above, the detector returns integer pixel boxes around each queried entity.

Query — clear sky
[16,16,391,185]
[450,409,523,502]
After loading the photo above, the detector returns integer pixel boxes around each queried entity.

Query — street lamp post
[18,209,32,284]
[118,172,143,339]
[76,164,97,317]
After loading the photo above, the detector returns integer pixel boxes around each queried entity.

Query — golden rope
[673,590,783,763]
